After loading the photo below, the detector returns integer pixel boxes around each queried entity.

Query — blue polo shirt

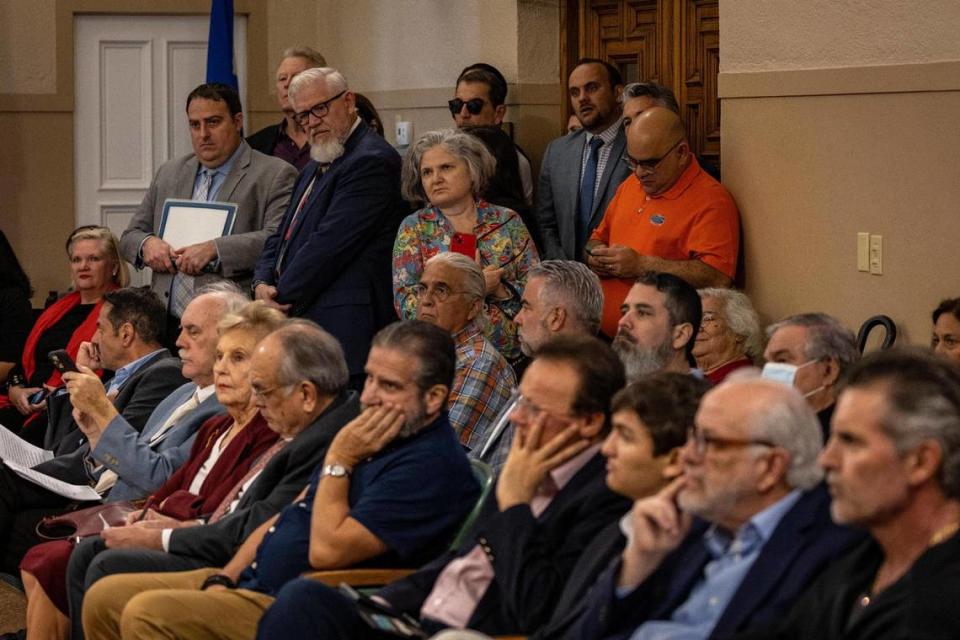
[238,412,480,595]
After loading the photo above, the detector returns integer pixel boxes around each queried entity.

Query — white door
[74,14,247,286]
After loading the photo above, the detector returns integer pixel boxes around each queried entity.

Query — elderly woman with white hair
[693,287,762,384]
[393,128,539,361]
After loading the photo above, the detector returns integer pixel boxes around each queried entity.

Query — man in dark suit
[575,376,863,640]
[252,335,632,638]
[0,288,186,571]
[66,320,359,640]
[253,67,406,388]
[537,59,630,261]
[120,83,297,318]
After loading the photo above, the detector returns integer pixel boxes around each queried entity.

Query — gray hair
[733,376,824,489]
[193,281,249,316]
[279,45,327,68]
[528,260,603,335]
[699,287,762,362]
[288,67,349,104]
[845,348,960,499]
[401,129,496,204]
[767,313,859,376]
[272,319,349,396]
[623,81,680,114]
[424,252,485,302]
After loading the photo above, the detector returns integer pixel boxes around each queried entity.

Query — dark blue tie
[577,136,604,258]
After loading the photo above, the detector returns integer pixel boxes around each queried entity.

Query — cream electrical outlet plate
[857,232,870,272]
[869,234,883,275]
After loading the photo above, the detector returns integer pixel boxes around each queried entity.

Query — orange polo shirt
[591,157,740,338]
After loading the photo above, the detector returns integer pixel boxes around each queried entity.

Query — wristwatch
[321,463,352,478]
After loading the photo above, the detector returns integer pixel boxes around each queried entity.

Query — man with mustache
[612,271,701,382]
[577,376,862,639]
[252,66,407,390]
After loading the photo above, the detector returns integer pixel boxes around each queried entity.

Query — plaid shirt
[449,322,517,452]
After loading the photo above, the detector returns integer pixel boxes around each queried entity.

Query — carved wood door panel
[563,0,721,170]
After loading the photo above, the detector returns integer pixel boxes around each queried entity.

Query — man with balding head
[586,105,740,338]
[576,376,862,639]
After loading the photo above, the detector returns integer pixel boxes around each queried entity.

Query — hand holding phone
[48,350,79,375]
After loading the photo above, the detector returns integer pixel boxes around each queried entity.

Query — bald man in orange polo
[586,106,739,338]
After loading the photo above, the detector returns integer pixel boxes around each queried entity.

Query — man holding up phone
[577,377,863,640]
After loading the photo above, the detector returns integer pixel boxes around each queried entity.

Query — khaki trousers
[82,567,276,640]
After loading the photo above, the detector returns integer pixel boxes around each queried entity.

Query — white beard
[310,137,345,164]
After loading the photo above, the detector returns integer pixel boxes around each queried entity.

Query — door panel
[75,15,247,286]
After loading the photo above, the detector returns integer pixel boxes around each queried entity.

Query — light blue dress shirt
[629,489,803,640]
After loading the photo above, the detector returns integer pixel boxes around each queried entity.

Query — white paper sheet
[159,199,237,250]
[0,425,54,467]
[5,460,102,501]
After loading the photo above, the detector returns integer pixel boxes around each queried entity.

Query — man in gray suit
[120,83,298,317]
[537,59,630,261]
[68,285,248,501]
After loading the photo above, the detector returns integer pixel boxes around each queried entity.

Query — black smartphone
[48,350,79,375]
[28,388,50,405]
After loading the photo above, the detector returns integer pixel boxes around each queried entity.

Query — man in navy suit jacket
[252,67,406,386]
[576,377,863,640]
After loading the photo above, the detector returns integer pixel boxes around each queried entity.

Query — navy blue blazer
[576,484,865,640]
[253,120,407,374]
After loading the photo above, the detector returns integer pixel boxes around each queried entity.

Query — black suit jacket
[253,120,406,375]
[167,391,359,565]
[577,484,865,640]
[34,351,186,485]
[533,520,627,640]
[246,123,283,157]
[378,452,631,636]
[733,531,960,640]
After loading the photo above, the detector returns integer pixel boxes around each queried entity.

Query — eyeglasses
[621,138,683,174]
[509,392,579,422]
[686,427,776,457]
[411,282,473,303]
[251,384,294,401]
[447,98,486,117]
[292,90,347,127]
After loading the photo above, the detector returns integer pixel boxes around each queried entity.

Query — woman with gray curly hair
[693,287,762,384]
[393,128,538,360]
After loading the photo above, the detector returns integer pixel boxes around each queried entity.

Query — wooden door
[562,0,721,171]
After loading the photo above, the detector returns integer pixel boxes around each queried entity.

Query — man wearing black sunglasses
[585,104,740,339]
[449,63,534,207]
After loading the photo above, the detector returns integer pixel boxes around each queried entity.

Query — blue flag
[206,0,237,89]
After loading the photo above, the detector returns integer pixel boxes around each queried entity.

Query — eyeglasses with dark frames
[621,138,683,174]
[292,90,348,127]
[447,97,486,117]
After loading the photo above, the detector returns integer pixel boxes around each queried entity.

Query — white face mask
[761,360,817,386]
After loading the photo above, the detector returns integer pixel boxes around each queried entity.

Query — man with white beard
[612,271,702,381]
[253,67,407,390]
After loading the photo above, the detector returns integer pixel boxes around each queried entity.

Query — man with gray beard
[612,271,702,381]
[253,66,406,390]
[575,377,863,639]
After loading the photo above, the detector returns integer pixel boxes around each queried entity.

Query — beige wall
[720,0,960,345]
[2,0,561,306]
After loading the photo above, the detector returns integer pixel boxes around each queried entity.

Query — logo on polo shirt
[650,214,666,226]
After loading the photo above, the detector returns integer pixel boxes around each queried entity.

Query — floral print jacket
[393,200,539,360]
